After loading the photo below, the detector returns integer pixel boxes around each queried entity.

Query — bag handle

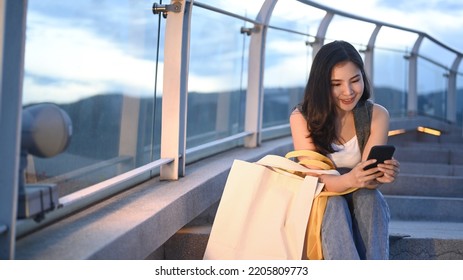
[285,150,336,170]
[256,154,339,176]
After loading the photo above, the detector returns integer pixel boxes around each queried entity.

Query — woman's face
[330,61,364,113]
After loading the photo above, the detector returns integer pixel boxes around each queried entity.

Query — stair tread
[389,220,463,240]
[385,194,463,200]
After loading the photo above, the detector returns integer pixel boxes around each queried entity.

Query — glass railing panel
[420,38,456,68]
[417,57,447,120]
[262,0,325,135]
[262,28,308,130]
[374,27,418,118]
[375,26,417,52]
[22,0,163,199]
[373,48,408,118]
[186,5,249,149]
[416,38,458,123]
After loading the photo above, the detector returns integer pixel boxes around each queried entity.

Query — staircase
[161,123,463,260]
[384,135,463,259]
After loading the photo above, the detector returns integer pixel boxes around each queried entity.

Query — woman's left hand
[376,158,400,184]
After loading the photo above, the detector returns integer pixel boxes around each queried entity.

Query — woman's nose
[342,84,354,96]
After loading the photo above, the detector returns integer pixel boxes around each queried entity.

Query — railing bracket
[152,1,182,18]
[0,224,7,235]
[240,26,260,36]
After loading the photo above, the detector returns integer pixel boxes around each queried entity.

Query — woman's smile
[340,97,356,105]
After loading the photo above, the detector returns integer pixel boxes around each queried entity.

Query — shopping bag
[203,154,338,260]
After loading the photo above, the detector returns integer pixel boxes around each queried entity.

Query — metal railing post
[158,0,191,179]
[407,34,424,117]
[447,55,462,123]
[244,0,278,148]
[363,25,382,100]
[0,0,28,260]
[311,11,333,58]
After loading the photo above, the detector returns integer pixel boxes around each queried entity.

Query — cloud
[264,54,311,88]
[264,36,311,87]
[23,12,160,104]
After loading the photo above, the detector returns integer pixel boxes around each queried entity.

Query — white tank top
[328,135,361,169]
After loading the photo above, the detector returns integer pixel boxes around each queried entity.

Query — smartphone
[364,145,395,170]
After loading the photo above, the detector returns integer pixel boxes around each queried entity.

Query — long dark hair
[299,40,371,155]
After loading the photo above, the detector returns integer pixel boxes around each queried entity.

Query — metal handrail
[59,157,173,206]
[193,1,261,25]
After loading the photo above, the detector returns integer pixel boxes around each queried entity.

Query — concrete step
[394,147,449,164]
[399,162,463,176]
[163,225,210,260]
[385,195,463,222]
[380,175,463,198]
[395,141,463,150]
[389,220,463,260]
[441,134,463,144]
[393,146,463,165]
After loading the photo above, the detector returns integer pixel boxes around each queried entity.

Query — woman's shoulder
[372,102,389,117]
[290,107,308,126]
[359,99,389,118]
[371,102,390,125]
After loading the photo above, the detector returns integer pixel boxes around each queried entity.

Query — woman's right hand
[347,159,383,188]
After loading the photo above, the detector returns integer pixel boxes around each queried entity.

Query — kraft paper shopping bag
[203,158,324,260]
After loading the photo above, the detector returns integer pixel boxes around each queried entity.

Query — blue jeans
[321,188,390,260]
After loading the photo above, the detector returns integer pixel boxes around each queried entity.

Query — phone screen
[364,145,395,170]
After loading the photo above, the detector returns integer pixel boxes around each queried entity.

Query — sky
[21,0,463,105]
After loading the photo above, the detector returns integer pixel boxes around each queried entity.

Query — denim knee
[325,196,349,213]
[352,188,390,219]
[322,196,352,231]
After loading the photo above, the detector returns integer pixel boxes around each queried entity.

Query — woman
[290,40,400,259]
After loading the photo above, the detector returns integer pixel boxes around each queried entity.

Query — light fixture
[18,103,73,221]
[417,126,441,136]
[388,129,406,136]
